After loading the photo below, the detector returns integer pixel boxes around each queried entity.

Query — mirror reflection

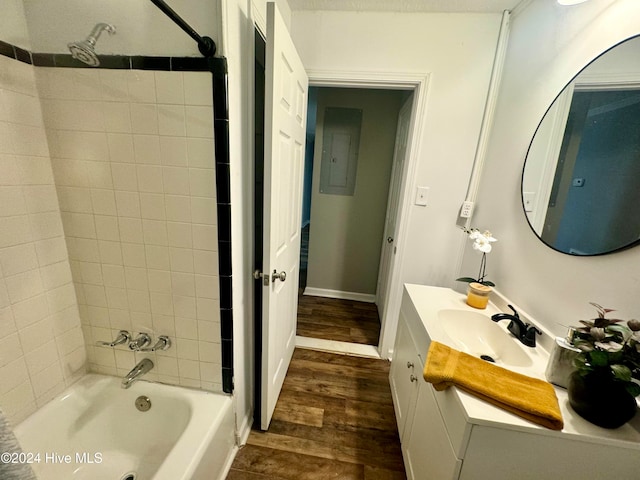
[522,36,640,255]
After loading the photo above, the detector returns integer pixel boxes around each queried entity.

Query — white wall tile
[127,71,156,103]
[185,106,214,138]
[115,191,141,218]
[136,165,163,192]
[159,136,188,167]
[165,195,191,222]
[190,197,216,225]
[155,72,184,105]
[107,133,135,163]
[130,104,158,135]
[111,162,138,191]
[0,244,38,276]
[158,104,186,136]
[163,166,190,195]
[19,65,223,396]
[140,193,165,220]
[183,73,213,106]
[103,102,132,133]
[91,189,117,216]
[94,215,120,241]
[133,134,161,165]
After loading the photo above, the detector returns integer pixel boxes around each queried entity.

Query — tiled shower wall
[0,54,86,425]
[35,67,222,392]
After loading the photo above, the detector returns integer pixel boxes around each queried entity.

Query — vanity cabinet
[390,284,640,480]
[389,304,461,480]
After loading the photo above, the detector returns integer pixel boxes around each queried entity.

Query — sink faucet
[491,305,541,348]
[122,358,154,389]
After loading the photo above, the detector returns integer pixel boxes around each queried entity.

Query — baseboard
[236,408,253,446]
[303,287,376,303]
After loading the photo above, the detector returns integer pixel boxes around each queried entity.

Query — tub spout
[122,358,154,389]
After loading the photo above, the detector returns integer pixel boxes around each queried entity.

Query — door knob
[272,270,286,282]
[387,236,394,243]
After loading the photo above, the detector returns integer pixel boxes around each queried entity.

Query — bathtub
[13,374,236,480]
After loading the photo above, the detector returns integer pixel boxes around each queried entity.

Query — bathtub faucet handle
[128,332,152,351]
[139,335,172,352]
[97,330,131,347]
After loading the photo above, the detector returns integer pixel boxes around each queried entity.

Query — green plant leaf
[456,277,477,283]
[611,364,632,382]
[625,382,640,397]
[481,281,495,287]
[607,324,633,342]
[589,350,609,367]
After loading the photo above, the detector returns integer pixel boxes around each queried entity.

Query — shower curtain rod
[149,0,216,57]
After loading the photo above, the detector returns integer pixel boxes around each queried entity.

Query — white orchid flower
[469,229,497,253]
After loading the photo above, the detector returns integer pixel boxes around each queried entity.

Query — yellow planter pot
[466,282,492,309]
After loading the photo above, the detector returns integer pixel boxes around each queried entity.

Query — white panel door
[376,95,412,319]
[261,1,308,430]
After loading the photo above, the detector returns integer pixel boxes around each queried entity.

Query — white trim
[308,69,427,90]
[306,70,429,361]
[296,336,381,359]
[235,409,253,447]
[303,287,376,303]
[462,10,511,224]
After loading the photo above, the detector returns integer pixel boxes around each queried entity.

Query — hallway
[296,295,381,346]
[227,348,406,479]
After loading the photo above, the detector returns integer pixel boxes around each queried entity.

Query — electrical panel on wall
[319,107,363,196]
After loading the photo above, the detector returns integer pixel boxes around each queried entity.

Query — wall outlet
[460,201,474,218]
[415,186,429,206]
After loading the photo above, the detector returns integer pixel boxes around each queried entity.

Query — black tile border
[1,41,234,395]
[210,57,234,394]
[0,39,210,72]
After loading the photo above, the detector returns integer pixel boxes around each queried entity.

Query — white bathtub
[14,374,236,480]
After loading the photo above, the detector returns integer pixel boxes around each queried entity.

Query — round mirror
[522,35,640,256]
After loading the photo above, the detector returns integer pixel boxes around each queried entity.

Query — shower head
[68,23,116,67]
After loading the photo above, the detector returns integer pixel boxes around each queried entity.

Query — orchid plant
[456,228,497,287]
[572,303,640,397]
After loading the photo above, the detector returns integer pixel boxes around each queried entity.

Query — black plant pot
[568,370,637,429]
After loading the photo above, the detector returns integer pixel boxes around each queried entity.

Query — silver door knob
[387,236,394,243]
[272,270,286,282]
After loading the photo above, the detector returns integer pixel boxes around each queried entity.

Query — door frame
[307,70,429,360]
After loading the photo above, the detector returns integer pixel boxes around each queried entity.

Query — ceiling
[287,0,525,13]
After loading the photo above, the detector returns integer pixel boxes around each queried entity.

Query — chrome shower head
[68,23,116,67]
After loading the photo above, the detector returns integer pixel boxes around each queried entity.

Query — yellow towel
[423,341,564,431]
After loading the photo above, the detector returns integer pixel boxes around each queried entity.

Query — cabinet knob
[407,361,414,369]
[410,374,418,383]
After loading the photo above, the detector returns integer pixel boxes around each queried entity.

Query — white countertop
[404,283,640,448]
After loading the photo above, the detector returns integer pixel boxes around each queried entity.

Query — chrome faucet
[128,333,151,351]
[121,358,154,389]
[491,305,541,348]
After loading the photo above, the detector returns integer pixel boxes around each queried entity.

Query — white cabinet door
[404,381,462,480]
[389,312,420,439]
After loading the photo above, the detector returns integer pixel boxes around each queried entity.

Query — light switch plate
[415,186,429,206]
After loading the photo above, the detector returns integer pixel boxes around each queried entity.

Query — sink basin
[437,309,533,367]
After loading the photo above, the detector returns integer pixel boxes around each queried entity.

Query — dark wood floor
[297,295,381,346]
[227,349,406,479]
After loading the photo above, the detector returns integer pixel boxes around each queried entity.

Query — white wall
[0,55,85,425]
[462,0,640,333]
[0,0,31,50]
[22,0,221,57]
[291,11,502,287]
